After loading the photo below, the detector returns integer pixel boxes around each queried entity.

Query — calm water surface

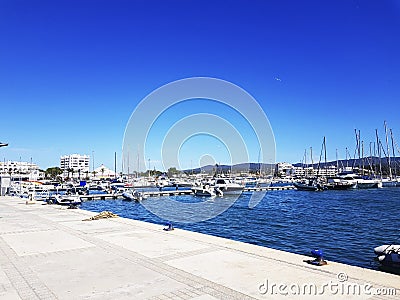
[80,188,399,270]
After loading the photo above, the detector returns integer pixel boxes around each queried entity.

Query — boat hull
[214,186,244,194]
[49,194,82,206]
[293,182,320,191]
[191,187,216,197]
[325,183,357,190]
[356,182,379,189]
[382,180,397,188]
[374,244,400,273]
[122,191,146,201]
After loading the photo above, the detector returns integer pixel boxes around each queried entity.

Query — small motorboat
[374,245,400,256]
[49,194,82,207]
[294,179,325,191]
[122,190,147,201]
[191,185,217,197]
[374,244,400,273]
[213,178,244,195]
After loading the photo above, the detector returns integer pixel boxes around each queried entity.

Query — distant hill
[182,163,275,174]
[180,156,400,175]
[293,156,400,172]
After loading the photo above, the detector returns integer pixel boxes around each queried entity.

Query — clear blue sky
[1,0,399,171]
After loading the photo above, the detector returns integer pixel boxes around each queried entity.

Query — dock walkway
[0,196,398,299]
[81,186,296,201]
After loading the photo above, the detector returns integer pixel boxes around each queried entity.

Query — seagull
[0,142,8,147]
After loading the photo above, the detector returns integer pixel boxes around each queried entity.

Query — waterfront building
[293,165,337,177]
[0,160,39,175]
[92,164,115,179]
[0,160,42,181]
[293,166,313,177]
[60,154,90,179]
[275,162,295,177]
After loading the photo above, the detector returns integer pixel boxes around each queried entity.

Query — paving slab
[96,229,211,259]
[27,246,187,299]
[0,196,399,300]
[2,230,95,256]
[61,219,130,235]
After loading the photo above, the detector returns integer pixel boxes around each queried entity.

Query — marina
[2,1,400,299]
[79,187,400,272]
[3,176,399,273]
[0,195,399,299]
[78,186,295,201]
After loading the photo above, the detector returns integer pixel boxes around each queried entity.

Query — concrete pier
[0,196,398,299]
[80,186,295,202]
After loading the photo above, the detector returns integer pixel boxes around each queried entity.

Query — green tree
[167,167,179,177]
[45,167,63,179]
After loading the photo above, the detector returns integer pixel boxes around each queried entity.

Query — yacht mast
[304,149,308,178]
[316,137,326,178]
[357,130,361,173]
[390,129,397,179]
[324,137,327,177]
[384,121,392,179]
[369,142,374,175]
[375,129,383,178]
[353,129,359,170]
[310,147,313,177]
[361,140,364,176]
[336,148,339,174]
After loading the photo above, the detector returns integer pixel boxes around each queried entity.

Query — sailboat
[294,138,329,191]
[378,122,398,187]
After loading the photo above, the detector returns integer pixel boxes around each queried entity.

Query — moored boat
[374,244,400,274]
[341,172,381,189]
[381,178,398,188]
[326,172,358,190]
[294,178,325,191]
[191,185,217,197]
[122,190,147,201]
[325,178,357,190]
[213,178,244,195]
[49,194,81,206]
[374,244,400,256]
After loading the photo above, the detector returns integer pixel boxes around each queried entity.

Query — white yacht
[213,178,245,195]
[191,185,217,197]
[352,175,381,189]
[381,178,397,188]
[335,172,380,189]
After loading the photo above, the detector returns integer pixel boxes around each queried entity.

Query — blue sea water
[80,188,400,270]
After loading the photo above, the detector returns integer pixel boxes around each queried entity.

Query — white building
[293,165,338,177]
[60,154,90,178]
[0,161,42,181]
[0,161,39,175]
[275,162,295,177]
[93,164,115,179]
